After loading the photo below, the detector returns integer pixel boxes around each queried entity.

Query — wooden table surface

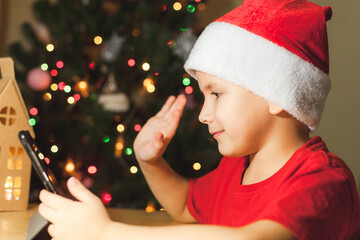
[0,204,178,240]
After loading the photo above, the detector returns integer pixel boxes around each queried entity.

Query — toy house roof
[0,58,34,136]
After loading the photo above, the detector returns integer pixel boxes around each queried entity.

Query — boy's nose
[198,104,212,124]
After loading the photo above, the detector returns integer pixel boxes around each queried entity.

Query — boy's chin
[218,145,236,157]
[218,144,248,158]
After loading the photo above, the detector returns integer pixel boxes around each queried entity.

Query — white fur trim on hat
[184,22,331,131]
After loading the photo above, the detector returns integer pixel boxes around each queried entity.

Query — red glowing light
[89,62,95,70]
[167,41,173,45]
[56,61,64,69]
[74,93,81,101]
[50,69,58,77]
[134,124,142,132]
[101,193,112,203]
[185,86,193,94]
[128,59,136,67]
[58,82,66,90]
[162,5,166,11]
[155,72,159,76]
[45,158,50,164]
[88,166,97,174]
[29,107,38,116]
[194,0,201,2]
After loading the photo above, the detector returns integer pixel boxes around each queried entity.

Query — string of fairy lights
[27,0,207,208]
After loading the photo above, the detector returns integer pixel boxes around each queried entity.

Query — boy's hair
[184,0,332,131]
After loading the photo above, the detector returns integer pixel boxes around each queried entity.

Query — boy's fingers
[39,189,71,210]
[67,177,98,204]
[156,95,176,118]
[165,95,186,120]
[39,203,58,223]
[47,224,56,238]
[167,110,182,137]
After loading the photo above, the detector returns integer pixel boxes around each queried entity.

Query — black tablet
[18,130,65,196]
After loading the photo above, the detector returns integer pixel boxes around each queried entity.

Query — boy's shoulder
[294,136,352,177]
[284,137,358,200]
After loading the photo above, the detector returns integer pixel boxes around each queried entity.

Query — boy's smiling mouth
[210,130,224,139]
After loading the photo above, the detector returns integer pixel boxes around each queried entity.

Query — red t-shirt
[187,137,360,239]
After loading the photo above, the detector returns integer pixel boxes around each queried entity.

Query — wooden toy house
[0,58,34,211]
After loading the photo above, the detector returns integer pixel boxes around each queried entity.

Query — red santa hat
[184,0,332,131]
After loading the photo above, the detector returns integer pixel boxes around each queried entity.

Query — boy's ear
[268,102,284,115]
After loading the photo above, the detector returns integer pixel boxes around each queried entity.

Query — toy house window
[4,147,24,200]
[7,146,23,170]
[0,106,17,126]
[4,176,22,201]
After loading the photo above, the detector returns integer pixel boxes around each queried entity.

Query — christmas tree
[9,0,221,209]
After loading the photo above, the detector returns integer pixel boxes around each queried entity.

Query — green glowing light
[125,148,133,156]
[28,118,36,126]
[187,4,196,13]
[103,135,110,143]
[64,85,71,93]
[41,63,48,71]
[182,78,191,86]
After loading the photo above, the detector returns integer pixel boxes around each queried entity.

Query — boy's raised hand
[134,95,187,163]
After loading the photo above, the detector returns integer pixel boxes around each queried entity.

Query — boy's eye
[211,92,221,98]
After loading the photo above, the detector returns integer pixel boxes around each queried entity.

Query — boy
[39,0,360,239]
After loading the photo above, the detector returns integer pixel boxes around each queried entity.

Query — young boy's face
[196,71,273,157]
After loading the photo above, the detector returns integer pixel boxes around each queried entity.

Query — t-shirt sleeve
[187,170,218,223]
[187,157,245,223]
[259,166,358,240]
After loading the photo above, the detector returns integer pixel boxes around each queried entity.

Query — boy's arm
[102,219,296,240]
[137,157,195,222]
[133,95,195,222]
[39,176,295,240]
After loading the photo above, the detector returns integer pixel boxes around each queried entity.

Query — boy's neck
[242,122,310,185]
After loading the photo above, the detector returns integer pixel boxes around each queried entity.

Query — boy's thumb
[67,177,97,203]
[153,132,165,150]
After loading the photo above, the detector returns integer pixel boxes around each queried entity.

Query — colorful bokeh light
[128,59,136,67]
[88,166,97,174]
[29,107,38,116]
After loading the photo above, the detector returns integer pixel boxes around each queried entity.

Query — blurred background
[0,0,359,210]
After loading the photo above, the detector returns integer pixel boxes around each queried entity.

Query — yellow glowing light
[78,81,88,90]
[117,124,125,132]
[43,93,52,101]
[115,142,124,150]
[143,78,154,88]
[146,202,156,213]
[65,162,75,173]
[67,97,75,104]
[46,44,55,52]
[147,84,155,93]
[94,36,103,45]
[50,145,59,153]
[130,166,138,174]
[142,62,150,71]
[198,3,206,11]
[193,162,201,171]
[173,2,182,11]
[51,83,58,91]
